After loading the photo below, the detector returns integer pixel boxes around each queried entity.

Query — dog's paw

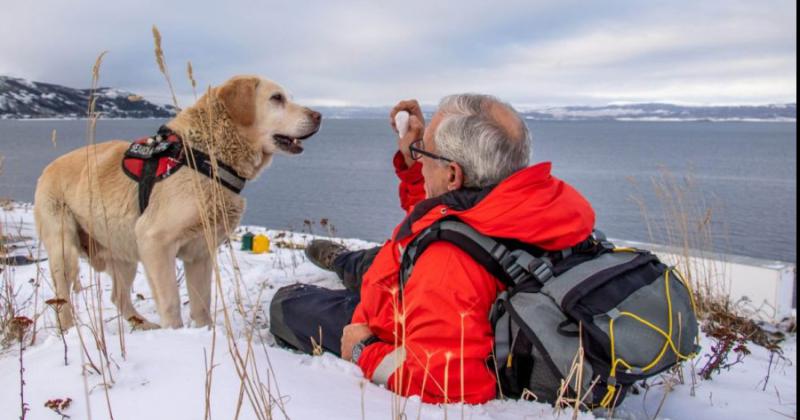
[189,318,213,329]
[128,316,161,331]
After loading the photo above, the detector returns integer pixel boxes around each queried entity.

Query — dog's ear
[218,77,260,127]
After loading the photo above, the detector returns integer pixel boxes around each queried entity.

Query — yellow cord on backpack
[612,247,638,253]
[599,269,698,408]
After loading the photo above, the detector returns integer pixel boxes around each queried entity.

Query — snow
[10,90,36,104]
[546,107,648,118]
[0,202,795,420]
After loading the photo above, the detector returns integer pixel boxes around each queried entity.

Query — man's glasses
[409,139,453,163]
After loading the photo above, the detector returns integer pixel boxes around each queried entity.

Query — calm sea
[0,119,795,263]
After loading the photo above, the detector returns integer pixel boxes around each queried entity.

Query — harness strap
[126,127,248,214]
[138,157,160,213]
[183,147,246,194]
[157,125,247,194]
[124,132,184,214]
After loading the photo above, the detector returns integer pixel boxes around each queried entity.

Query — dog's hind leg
[183,255,213,328]
[109,259,159,330]
[35,201,80,330]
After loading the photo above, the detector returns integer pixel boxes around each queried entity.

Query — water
[0,119,795,263]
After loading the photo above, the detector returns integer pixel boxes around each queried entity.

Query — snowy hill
[0,76,175,119]
[315,103,797,121]
[1,75,793,122]
[0,202,795,419]
[520,103,797,122]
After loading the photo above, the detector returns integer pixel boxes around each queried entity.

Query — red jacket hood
[394,162,596,250]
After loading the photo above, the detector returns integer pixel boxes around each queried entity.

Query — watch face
[352,343,364,362]
[352,336,377,363]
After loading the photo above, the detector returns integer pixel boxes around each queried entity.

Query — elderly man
[270,94,595,404]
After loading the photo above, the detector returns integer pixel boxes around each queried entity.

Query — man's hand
[390,99,425,167]
[341,323,373,362]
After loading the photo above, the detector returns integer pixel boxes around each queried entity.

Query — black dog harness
[122,126,246,213]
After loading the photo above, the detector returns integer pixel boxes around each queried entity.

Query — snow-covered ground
[0,202,795,419]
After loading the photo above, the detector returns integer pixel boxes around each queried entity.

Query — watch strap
[352,335,380,364]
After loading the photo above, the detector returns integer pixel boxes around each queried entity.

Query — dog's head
[216,75,321,155]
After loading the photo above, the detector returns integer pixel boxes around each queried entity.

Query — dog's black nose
[308,110,322,125]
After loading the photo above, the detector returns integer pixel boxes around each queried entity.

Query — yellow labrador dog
[35,75,320,330]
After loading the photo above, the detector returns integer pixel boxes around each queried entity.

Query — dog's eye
[270,93,284,103]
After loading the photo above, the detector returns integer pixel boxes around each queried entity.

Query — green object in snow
[241,232,254,251]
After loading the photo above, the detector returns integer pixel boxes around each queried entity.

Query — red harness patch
[121,127,247,214]
[122,132,186,213]
[121,133,184,181]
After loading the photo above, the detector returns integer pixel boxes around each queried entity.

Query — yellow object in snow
[252,234,270,254]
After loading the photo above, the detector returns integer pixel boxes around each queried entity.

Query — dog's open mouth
[273,130,316,154]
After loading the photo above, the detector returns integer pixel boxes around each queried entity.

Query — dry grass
[552,322,601,418]
[187,61,198,100]
[310,326,324,356]
[151,26,180,111]
[151,27,288,420]
[629,168,791,336]
[626,166,791,415]
[628,168,726,315]
[0,27,292,420]
[3,26,788,420]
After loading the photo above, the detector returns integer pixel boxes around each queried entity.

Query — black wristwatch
[352,335,380,363]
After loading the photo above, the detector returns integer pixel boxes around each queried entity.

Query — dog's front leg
[135,228,183,329]
[183,255,213,327]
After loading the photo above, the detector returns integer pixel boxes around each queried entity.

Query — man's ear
[447,162,464,191]
[217,77,260,127]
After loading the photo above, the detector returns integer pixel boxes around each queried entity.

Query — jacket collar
[393,162,555,242]
[395,185,495,241]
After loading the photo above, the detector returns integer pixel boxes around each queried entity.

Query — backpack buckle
[592,229,615,251]
[500,250,554,285]
[528,256,554,283]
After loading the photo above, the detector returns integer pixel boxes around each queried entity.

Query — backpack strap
[398,219,555,295]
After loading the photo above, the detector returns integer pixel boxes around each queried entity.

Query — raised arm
[389,99,426,212]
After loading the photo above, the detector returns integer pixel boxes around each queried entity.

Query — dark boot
[305,239,348,272]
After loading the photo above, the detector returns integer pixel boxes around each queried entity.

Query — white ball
[394,111,410,138]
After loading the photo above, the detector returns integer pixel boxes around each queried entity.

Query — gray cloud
[0,0,795,107]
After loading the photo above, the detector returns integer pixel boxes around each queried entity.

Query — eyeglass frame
[408,139,453,163]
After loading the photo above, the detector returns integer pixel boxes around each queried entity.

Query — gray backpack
[399,219,700,408]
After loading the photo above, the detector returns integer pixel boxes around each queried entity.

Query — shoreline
[1,116,797,123]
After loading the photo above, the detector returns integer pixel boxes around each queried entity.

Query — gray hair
[434,94,531,188]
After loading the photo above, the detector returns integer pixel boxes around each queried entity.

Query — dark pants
[333,247,380,292]
[269,246,380,356]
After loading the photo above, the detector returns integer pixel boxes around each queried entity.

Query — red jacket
[352,152,595,404]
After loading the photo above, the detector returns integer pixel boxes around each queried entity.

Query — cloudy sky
[0,0,795,108]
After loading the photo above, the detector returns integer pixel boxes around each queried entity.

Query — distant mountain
[0,76,175,119]
[1,76,794,121]
[318,103,795,121]
[519,103,796,122]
